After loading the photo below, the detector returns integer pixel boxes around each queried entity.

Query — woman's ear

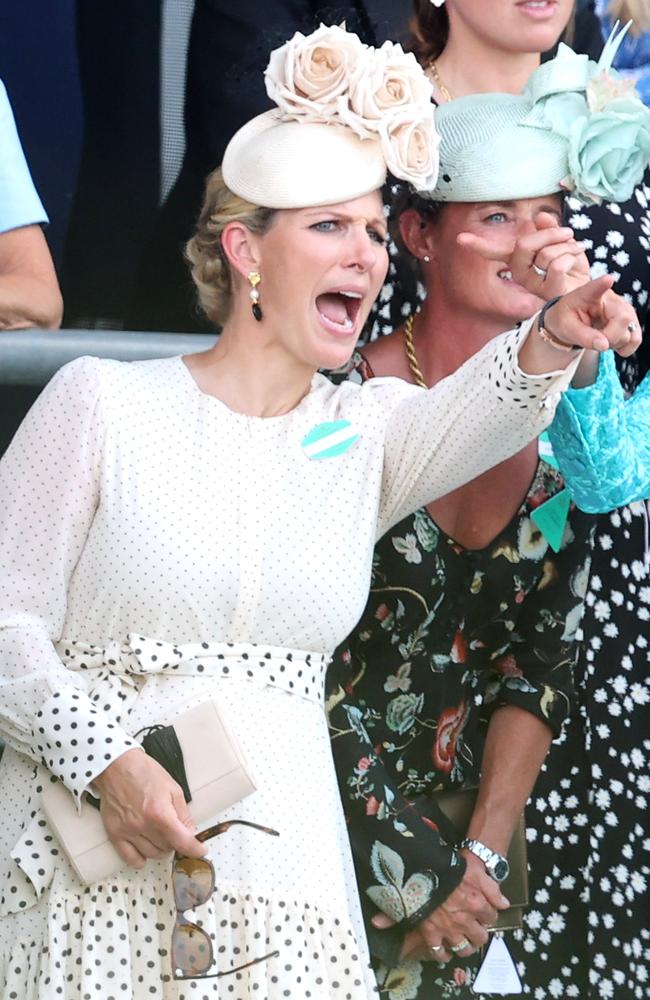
[220,221,261,279]
[399,209,436,262]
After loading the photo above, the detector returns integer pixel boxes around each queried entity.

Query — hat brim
[222,111,387,210]
[427,94,570,203]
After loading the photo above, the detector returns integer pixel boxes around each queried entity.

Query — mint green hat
[429,23,650,205]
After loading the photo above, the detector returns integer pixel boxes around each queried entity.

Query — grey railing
[0,328,214,386]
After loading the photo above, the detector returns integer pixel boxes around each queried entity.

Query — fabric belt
[2,636,328,914]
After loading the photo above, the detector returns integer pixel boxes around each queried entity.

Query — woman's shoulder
[44,354,183,414]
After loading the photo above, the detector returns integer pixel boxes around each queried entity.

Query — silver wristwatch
[461,838,510,883]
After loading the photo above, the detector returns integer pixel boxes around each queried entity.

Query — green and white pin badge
[301,420,359,460]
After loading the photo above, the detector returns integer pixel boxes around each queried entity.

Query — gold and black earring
[248,271,262,321]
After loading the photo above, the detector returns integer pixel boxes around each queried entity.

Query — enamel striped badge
[301,420,360,460]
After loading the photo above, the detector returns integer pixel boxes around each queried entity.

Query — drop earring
[248,271,262,321]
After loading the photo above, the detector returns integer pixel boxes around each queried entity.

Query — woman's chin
[501,288,546,322]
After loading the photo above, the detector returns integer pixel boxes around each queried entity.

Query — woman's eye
[368,228,387,246]
[312,220,338,232]
[484,212,508,224]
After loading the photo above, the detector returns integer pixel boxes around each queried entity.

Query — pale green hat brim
[428,93,569,203]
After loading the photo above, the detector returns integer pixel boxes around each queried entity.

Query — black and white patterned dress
[505,175,650,999]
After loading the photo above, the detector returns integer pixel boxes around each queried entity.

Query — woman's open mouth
[315,289,364,336]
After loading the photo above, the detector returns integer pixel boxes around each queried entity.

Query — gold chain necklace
[403,314,428,389]
[428,61,454,103]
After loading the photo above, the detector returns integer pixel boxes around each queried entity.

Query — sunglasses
[172,818,280,981]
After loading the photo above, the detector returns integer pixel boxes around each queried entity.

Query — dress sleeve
[548,351,650,512]
[376,320,582,536]
[485,498,595,737]
[327,646,466,964]
[0,358,138,807]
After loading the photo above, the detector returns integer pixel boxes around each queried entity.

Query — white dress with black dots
[0,330,578,1000]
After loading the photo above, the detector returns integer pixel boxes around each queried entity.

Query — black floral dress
[353,170,650,997]
[327,356,596,999]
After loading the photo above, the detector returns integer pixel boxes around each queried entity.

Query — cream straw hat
[222,23,440,209]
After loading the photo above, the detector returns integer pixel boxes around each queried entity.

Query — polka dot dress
[0,340,575,998]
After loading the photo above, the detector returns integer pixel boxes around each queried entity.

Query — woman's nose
[346,226,379,271]
[516,218,537,237]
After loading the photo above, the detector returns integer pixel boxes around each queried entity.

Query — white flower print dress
[0,328,577,1000]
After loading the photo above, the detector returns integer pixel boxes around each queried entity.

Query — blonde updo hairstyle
[185,168,276,327]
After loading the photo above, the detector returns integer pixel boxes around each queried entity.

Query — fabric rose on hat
[347,41,433,124]
[265,23,366,125]
[378,111,440,191]
[567,94,650,203]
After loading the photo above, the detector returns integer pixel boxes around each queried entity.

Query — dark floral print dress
[327,354,596,999]
[359,170,650,997]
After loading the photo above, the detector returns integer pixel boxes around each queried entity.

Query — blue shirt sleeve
[0,79,48,233]
[548,351,650,512]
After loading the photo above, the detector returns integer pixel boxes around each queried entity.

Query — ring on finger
[430,944,444,954]
[449,938,471,953]
[627,321,638,333]
[532,263,548,278]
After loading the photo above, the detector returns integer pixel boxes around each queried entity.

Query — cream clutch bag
[41,699,256,885]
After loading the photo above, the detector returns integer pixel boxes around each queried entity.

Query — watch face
[492,858,510,882]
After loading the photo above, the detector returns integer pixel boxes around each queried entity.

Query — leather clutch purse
[433,785,529,932]
[41,698,256,885]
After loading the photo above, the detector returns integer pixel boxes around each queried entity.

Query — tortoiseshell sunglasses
[172,819,280,980]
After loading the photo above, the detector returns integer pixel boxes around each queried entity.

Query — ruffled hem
[0,874,378,999]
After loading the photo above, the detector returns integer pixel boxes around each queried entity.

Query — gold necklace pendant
[429,61,454,103]
[403,314,428,389]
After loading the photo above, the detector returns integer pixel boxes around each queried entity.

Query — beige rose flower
[378,111,440,190]
[265,23,367,123]
[587,70,637,113]
[349,41,433,123]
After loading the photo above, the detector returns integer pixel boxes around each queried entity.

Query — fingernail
[500,894,510,906]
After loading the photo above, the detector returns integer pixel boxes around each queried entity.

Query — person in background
[0,79,62,330]
[327,34,645,998]
[63,0,411,333]
[363,3,650,996]
[595,0,650,103]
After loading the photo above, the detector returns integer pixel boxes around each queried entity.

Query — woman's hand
[572,288,642,386]
[458,212,590,300]
[515,274,641,375]
[93,748,207,868]
[536,276,641,356]
[372,853,509,964]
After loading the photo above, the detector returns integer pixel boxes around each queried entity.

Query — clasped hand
[93,748,207,867]
[372,852,509,964]
[458,213,642,358]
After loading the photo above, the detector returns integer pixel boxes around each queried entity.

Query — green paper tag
[531,488,571,554]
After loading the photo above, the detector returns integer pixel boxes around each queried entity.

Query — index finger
[457,231,515,262]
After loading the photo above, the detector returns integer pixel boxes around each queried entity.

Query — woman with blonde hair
[0,22,625,999]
